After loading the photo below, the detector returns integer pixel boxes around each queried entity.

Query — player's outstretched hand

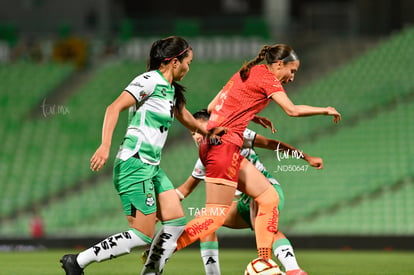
[306,155,324,169]
[326,106,341,123]
[90,145,110,171]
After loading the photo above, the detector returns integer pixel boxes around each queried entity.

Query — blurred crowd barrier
[0,35,267,66]
[121,36,266,61]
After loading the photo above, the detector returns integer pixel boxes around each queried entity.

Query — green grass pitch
[1,248,414,274]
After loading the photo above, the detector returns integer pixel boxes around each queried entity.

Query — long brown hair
[239,44,298,81]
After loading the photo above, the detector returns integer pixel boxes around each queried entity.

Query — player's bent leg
[200,233,221,275]
[237,162,279,260]
[254,186,279,260]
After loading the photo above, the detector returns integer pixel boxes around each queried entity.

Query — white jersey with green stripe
[116,70,175,165]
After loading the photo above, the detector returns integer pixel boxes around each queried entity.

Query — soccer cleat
[285,269,308,275]
[60,254,84,275]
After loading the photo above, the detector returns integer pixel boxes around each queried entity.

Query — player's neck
[158,65,174,84]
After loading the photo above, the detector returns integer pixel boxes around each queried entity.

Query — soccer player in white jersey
[60,36,211,275]
[175,109,321,275]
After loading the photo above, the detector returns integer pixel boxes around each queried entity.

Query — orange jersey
[208,64,285,146]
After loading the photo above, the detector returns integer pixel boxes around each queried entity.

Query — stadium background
[0,0,413,252]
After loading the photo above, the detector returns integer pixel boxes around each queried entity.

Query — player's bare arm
[174,106,208,135]
[271,92,341,123]
[90,91,135,171]
[253,134,324,169]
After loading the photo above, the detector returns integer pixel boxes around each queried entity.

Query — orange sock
[176,204,229,251]
[254,186,279,260]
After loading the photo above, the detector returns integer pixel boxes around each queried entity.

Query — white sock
[141,218,186,275]
[77,229,151,268]
[273,240,300,271]
[200,241,221,275]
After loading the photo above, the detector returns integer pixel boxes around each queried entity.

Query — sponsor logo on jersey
[130,81,144,87]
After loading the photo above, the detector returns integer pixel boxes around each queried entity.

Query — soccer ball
[244,258,283,275]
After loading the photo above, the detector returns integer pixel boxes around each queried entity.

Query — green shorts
[237,183,285,228]
[113,157,174,216]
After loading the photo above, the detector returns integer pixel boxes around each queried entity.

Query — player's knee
[255,186,279,208]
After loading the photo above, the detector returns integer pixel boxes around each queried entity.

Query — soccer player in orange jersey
[143,44,341,274]
[175,44,341,261]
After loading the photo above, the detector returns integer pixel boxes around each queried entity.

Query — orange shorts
[199,139,246,188]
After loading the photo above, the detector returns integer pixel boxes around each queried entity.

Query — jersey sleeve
[261,71,286,98]
[242,128,257,148]
[191,158,206,180]
[124,72,156,103]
